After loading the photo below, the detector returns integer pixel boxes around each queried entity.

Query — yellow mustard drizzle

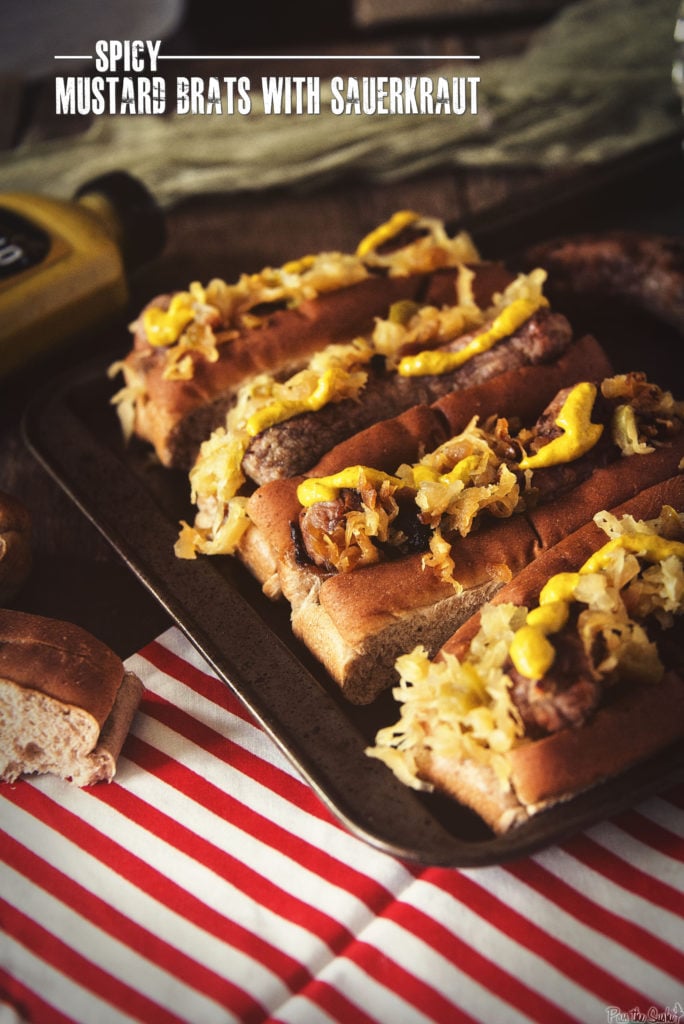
[245,367,360,437]
[297,466,404,506]
[434,453,481,486]
[281,254,316,275]
[297,452,483,507]
[397,296,546,377]
[518,382,604,471]
[509,533,684,679]
[355,210,420,258]
[143,291,199,347]
[581,533,684,574]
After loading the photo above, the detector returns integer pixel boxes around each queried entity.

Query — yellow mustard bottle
[0,171,165,376]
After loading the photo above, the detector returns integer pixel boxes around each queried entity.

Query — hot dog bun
[0,609,143,786]
[239,331,613,592]
[119,270,448,469]
[113,213,495,469]
[244,355,683,704]
[369,478,684,834]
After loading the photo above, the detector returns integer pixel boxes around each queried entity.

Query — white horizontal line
[53,53,480,61]
[159,54,481,60]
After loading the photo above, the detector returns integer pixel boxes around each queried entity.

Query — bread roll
[379,479,684,833]
[0,609,143,786]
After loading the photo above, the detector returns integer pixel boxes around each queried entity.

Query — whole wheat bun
[123,272,429,469]
[311,333,613,479]
[417,670,684,834]
[441,473,684,662]
[0,609,143,786]
[121,262,513,470]
[238,336,684,704]
[239,333,613,592]
[295,432,676,703]
[0,491,31,604]
[288,516,537,703]
[260,429,682,703]
[418,476,684,833]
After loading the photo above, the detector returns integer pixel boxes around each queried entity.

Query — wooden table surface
[1,6,682,659]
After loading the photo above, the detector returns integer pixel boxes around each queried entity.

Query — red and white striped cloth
[2,625,683,1024]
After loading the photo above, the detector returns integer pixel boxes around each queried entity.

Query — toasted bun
[526,435,684,550]
[416,671,684,834]
[241,362,682,702]
[306,334,612,480]
[418,477,684,832]
[441,474,684,662]
[423,262,514,308]
[507,671,684,810]
[122,263,512,469]
[310,404,450,479]
[239,332,613,592]
[288,515,540,703]
[239,307,576,487]
[0,610,143,785]
[124,272,432,467]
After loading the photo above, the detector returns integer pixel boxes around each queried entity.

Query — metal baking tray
[22,142,684,866]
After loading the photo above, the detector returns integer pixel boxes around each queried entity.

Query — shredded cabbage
[367,507,684,790]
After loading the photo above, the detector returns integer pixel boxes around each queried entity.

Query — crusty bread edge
[237,523,282,599]
[418,477,684,832]
[0,669,143,786]
[81,671,144,784]
[292,575,506,704]
[0,609,125,729]
[418,671,684,834]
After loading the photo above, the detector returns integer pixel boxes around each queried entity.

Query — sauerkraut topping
[298,469,403,574]
[133,213,482,385]
[367,506,684,791]
[244,338,373,437]
[397,268,549,377]
[604,372,684,455]
[295,372,682,579]
[107,359,144,441]
[296,417,524,580]
[174,426,251,559]
[357,211,480,275]
[368,603,527,791]
[511,517,684,680]
[176,339,376,558]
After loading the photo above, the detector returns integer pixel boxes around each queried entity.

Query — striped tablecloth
[2,626,683,1024]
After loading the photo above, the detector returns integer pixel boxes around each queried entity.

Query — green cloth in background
[0,0,680,205]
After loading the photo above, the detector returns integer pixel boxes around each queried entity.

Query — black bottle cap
[74,170,167,272]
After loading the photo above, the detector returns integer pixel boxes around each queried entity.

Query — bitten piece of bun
[0,610,143,786]
[0,491,31,603]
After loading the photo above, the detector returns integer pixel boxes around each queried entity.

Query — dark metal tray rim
[21,354,684,868]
